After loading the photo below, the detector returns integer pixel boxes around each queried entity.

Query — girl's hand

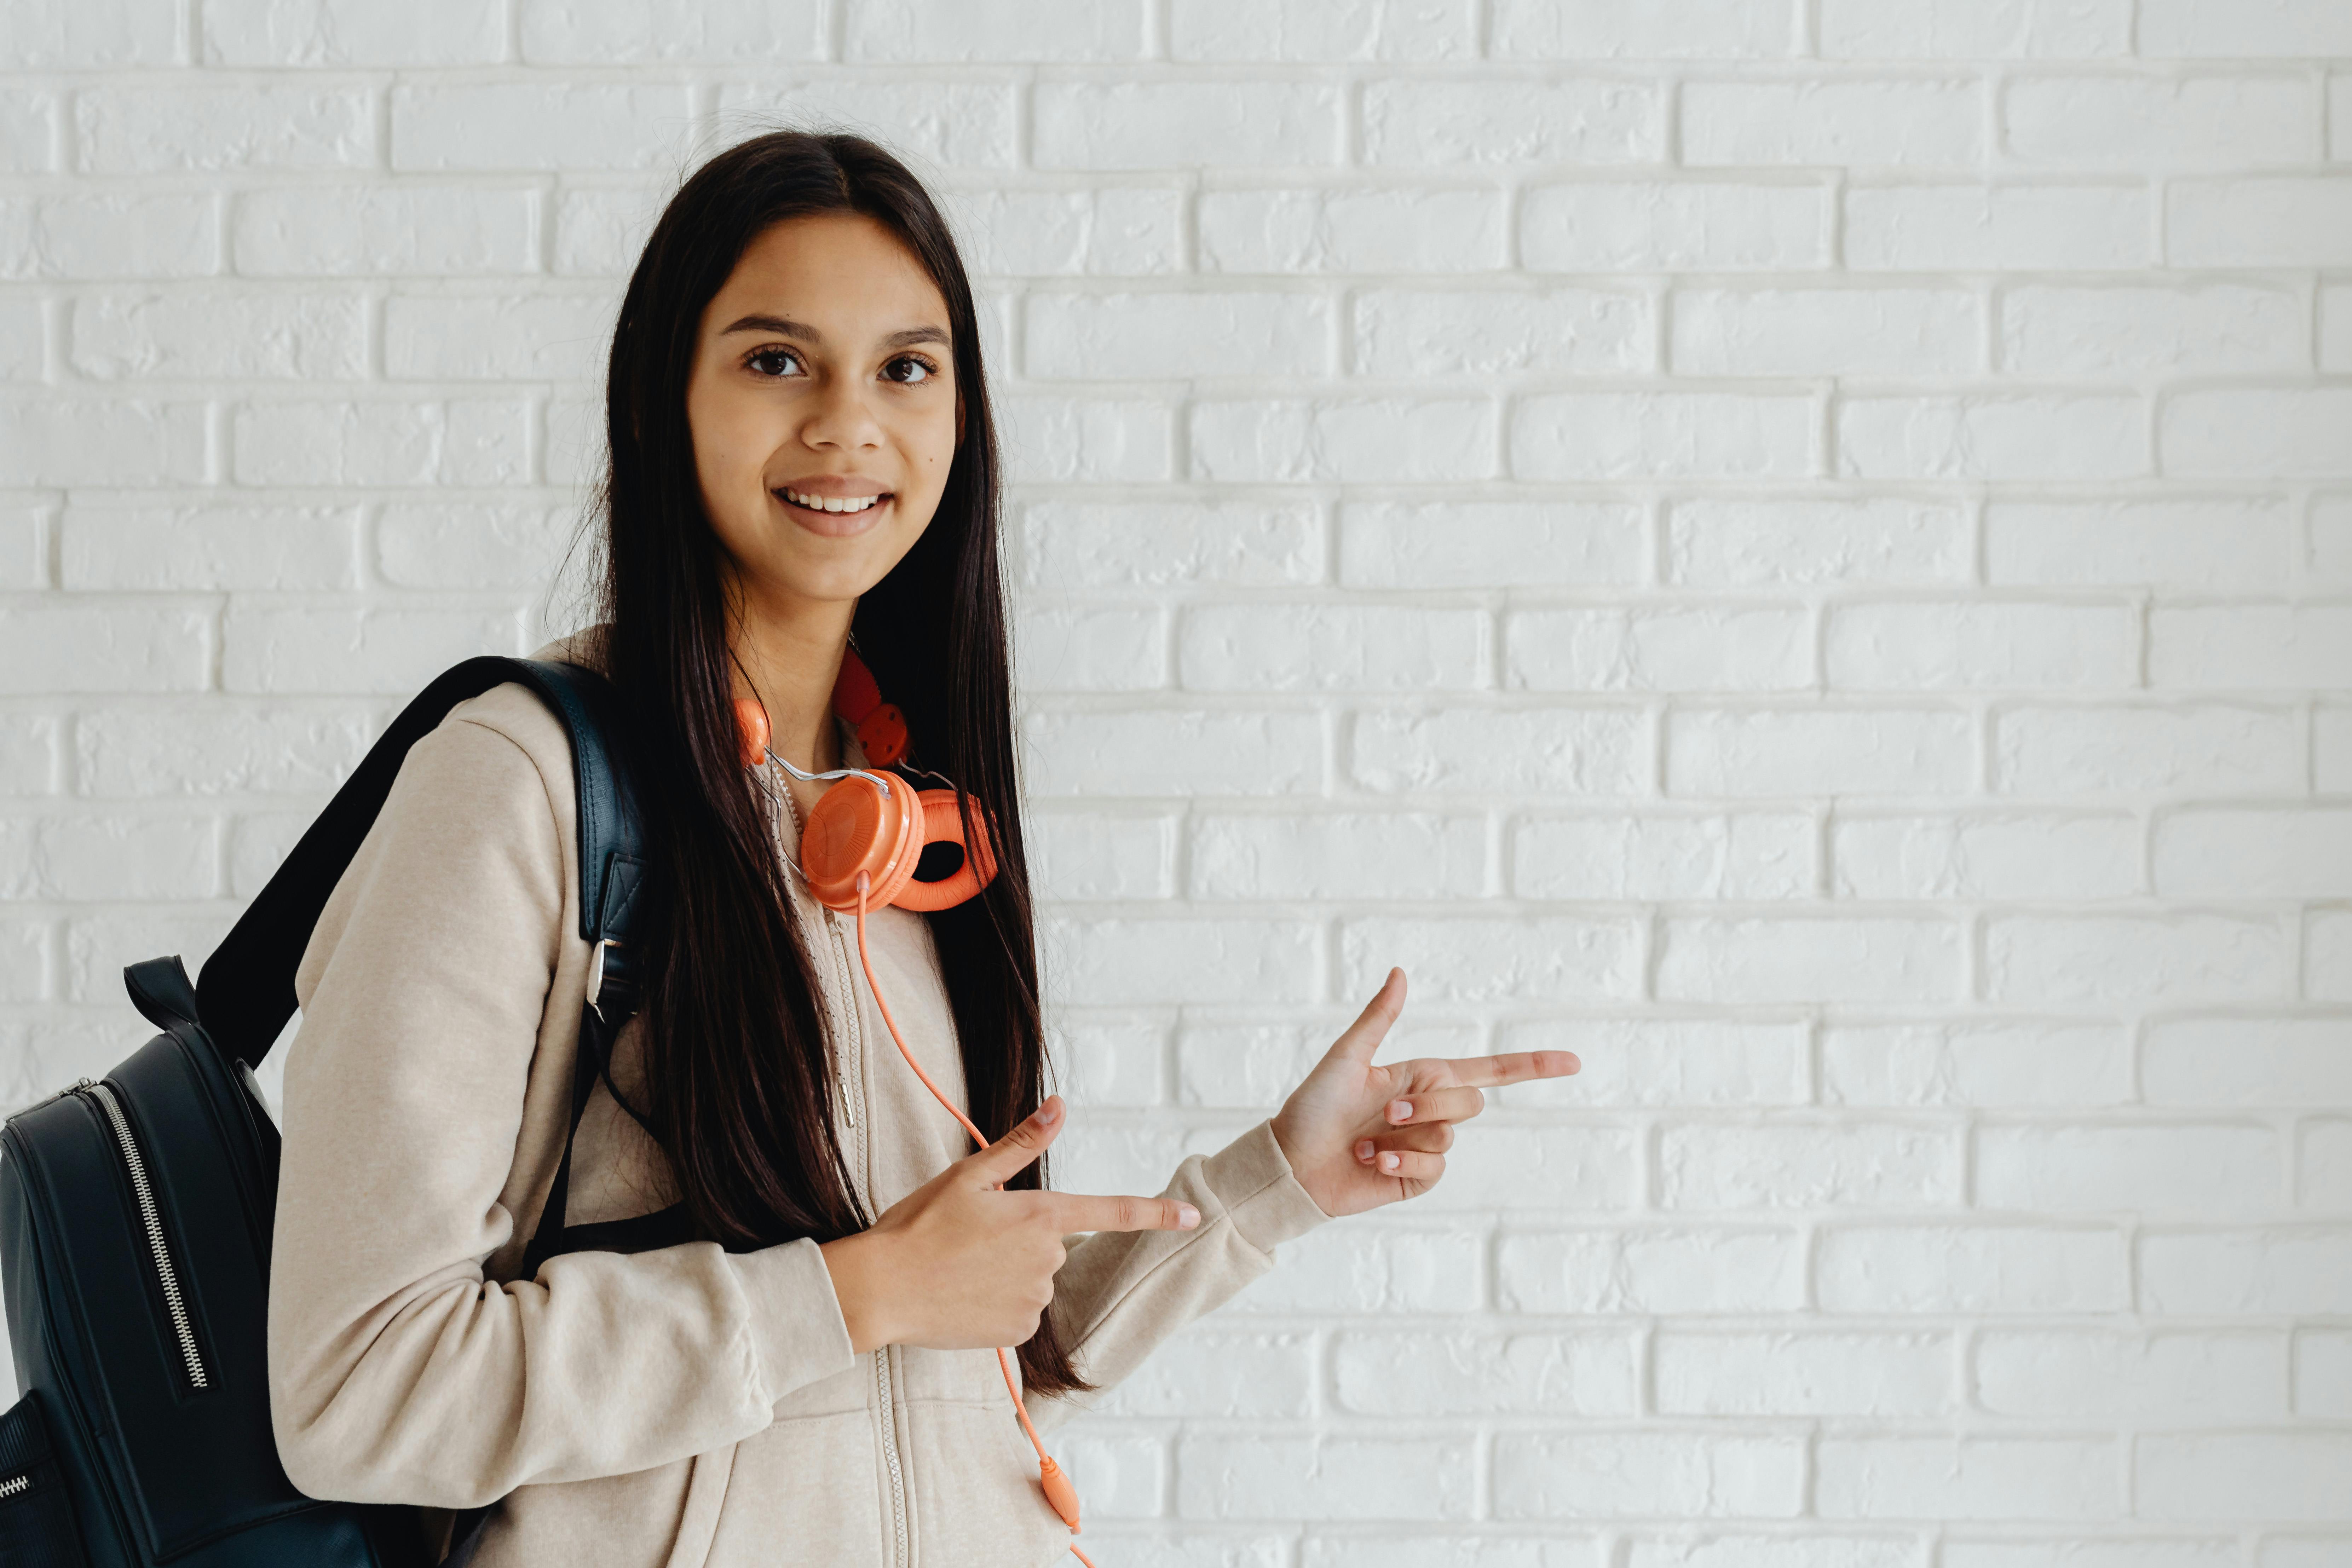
[1268,968,1580,1218]
[819,1095,1199,1354]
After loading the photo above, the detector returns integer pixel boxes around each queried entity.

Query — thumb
[1323,967,1406,1067]
[962,1095,1066,1186]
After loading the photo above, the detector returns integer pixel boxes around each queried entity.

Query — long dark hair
[594,130,1080,1395]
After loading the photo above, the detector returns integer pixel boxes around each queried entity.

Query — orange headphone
[733,647,1000,914]
[733,651,1096,1561]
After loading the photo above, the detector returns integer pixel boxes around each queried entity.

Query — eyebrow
[719,313,950,351]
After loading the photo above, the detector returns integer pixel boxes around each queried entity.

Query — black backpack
[0,657,654,1568]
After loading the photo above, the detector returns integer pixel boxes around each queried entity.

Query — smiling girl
[263,130,1576,1568]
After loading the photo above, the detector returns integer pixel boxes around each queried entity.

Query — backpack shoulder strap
[194,657,646,1068]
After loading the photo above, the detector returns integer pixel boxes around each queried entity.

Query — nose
[799,368,885,452]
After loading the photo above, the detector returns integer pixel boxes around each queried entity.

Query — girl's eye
[882,354,940,386]
[746,346,802,378]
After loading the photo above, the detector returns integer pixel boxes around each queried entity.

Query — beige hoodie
[265,657,1333,1568]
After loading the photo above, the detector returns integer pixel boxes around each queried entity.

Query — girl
[264,130,1577,1568]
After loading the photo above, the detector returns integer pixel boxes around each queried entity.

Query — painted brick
[1833,812,2139,900]
[992,394,1175,483]
[1493,1432,1804,1519]
[1190,812,1485,900]
[1193,398,1494,483]
[1095,1330,1312,1418]
[1201,188,1505,274]
[75,85,373,173]
[1338,915,1643,1003]
[1028,811,1175,903]
[1816,1225,2129,1313]
[1846,184,2149,270]
[2314,913,2352,1004]
[1310,1542,1599,1568]
[378,503,571,590]
[2004,76,2317,168]
[5,0,180,67]
[1014,606,1166,692]
[2144,1018,2352,1107]
[0,300,35,384]
[1672,287,1980,376]
[1657,916,1963,1003]
[1339,501,1644,589]
[2297,1120,2352,1209]
[204,0,503,64]
[1512,392,1816,480]
[1033,83,1343,170]
[2152,605,2352,687]
[1660,1121,1962,1210]
[1350,707,1649,798]
[1976,1124,2282,1214]
[2140,1229,2352,1315]
[0,399,208,486]
[1016,500,1323,589]
[2155,808,2352,898]
[1353,288,1651,377]
[1998,284,2307,377]
[1171,0,1477,61]
[383,293,613,380]
[1984,497,2294,590]
[1666,498,1970,586]
[1500,1226,1808,1314]
[1332,1330,1639,1416]
[222,607,526,694]
[1183,603,1483,691]
[21,194,218,280]
[1232,1221,1482,1315]
[949,188,1180,275]
[0,94,59,175]
[1667,708,1976,798]
[1026,290,1333,381]
[2296,1330,2352,1417]
[2168,178,2352,267]
[2136,1433,2352,1523]
[233,186,537,276]
[391,85,693,173]
[1992,703,2304,796]
[1818,0,2129,58]
[1682,80,1983,168]
[0,716,62,795]
[1021,710,1323,797]
[1045,916,1319,1005]
[1985,914,2292,1005]
[61,505,358,592]
[74,706,374,798]
[1523,181,1831,271]
[1489,0,1799,59]
[1818,1437,2117,1520]
[519,0,823,61]
[1826,601,2138,692]
[1837,394,2146,481]
[0,814,219,901]
[1656,1331,1952,1416]
[70,289,368,381]
[847,0,1146,60]
[2164,390,2352,479]
[1821,1021,2131,1108]
[1514,812,1814,900]
[1360,79,1662,165]
[232,400,529,487]
[1506,606,1811,693]
[2139,1,2352,56]
[1631,1540,1923,1568]
[1976,1330,2288,1422]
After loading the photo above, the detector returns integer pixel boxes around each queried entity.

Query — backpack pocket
[0,1390,88,1567]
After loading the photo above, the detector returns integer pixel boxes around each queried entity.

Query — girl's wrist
[819,1231,898,1355]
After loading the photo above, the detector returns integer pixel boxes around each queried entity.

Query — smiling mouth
[776,487,892,516]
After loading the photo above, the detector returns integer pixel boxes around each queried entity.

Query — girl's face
[685,212,961,619]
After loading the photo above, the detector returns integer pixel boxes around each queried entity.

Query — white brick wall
[4,0,2349,1556]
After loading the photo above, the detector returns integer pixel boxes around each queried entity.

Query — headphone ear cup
[889,790,1002,913]
[799,774,920,912]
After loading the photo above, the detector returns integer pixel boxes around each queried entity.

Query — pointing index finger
[1042,1191,1203,1234]
[1433,1049,1581,1089]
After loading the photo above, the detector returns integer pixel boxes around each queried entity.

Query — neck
[726,581,853,776]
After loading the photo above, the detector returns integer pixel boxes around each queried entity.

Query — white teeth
[785,489,882,514]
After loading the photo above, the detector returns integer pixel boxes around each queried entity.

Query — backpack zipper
[80,1082,208,1390]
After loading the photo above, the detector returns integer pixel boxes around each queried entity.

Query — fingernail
[1355,1140,1374,1161]
[1177,1204,1200,1229]
[1380,1152,1400,1172]
[1389,1100,1412,1122]
[1036,1099,1061,1126]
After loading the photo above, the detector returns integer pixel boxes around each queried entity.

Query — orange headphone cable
[850,871,1099,1568]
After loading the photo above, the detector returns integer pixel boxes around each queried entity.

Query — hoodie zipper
[79,1081,207,1390]
[827,905,911,1568]
[0,1474,28,1501]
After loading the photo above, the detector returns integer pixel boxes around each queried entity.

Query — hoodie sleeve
[1029,1120,1332,1436]
[265,705,858,1508]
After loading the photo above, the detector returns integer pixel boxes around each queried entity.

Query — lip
[772,485,894,537]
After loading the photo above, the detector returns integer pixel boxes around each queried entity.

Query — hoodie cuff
[1199,1120,1334,1255]
[727,1237,859,1406]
